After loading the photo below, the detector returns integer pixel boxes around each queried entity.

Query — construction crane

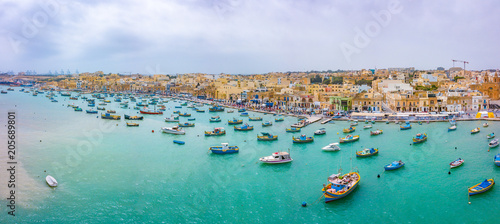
[452,60,469,70]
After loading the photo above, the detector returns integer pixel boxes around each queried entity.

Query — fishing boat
[74,107,82,111]
[262,121,273,127]
[471,127,480,134]
[339,135,359,143]
[227,110,234,113]
[385,121,390,124]
[178,112,191,117]
[107,110,116,114]
[363,125,372,129]
[173,110,180,114]
[178,122,195,127]
[314,128,326,135]
[174,106,182,108]
[275,117,284,122]
[418,121,422,125]
[173,140,185,145]
[205,127,226,136]
[45,175,58,187]
[209,143,239,154]
[292,134,314,143]
[400,122,411,130]
[209,116,222,122]
[494,154,500,166]
[350,120,358,126]
[468,179,495,196]
[322,172,360,202]
[104,100,111,103]
[249,117,262,121]
[196,109,205,113]
[448,125,457,131]
[259,151,292,164]
[209,106,224,112]
[384,160,405,170]
[86,109,98,114]
[188,118,196,121]
[88,103,95,107]
[69,97,78,100]
[322,142,341,151]
[140,109,163,115]
[489,139,499,148]
[227,118,242,124]
[356,148,378,157]
[234,123,254,131]
[343,126,356,133]
[126,122,139,126]
[180,102,187,106]
[257,132,278,141]
[161,126,186,135]
[370,130,383,136]
[97,106,105,110]
[101,113,121,120]
[124,115,144,120]
[165,115,180,122]
[51,99,58,102]
[238,108,246,112]
[487,133,495,139]
[286,127,301,133]
[413,133,427,144]
[483,123,489,127]
[450,158,464,168]
[240,112,249,117]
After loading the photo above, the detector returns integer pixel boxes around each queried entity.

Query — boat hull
[468,179,495,196]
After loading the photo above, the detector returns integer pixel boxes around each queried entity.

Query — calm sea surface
[0,88,499,223]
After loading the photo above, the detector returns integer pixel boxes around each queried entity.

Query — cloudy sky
[1,0,499,74]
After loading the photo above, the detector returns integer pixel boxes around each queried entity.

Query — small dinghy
[468,179,495,196]
[450,158,464,168]
[46,175,58,187]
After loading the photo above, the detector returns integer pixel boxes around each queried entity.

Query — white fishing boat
[322,142,341,151]
[363,125,372,129]
[165,115,179,122]
[46,175,58,187]
[259,151,293,164]
[483,123,489,127]
[314,128,326,135]
[489,139,499,148]
[161,126,186,135]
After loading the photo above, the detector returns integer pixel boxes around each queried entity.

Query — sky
[0,0,499,74]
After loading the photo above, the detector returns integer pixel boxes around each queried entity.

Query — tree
[331,77,343,84]
[322,78,331,85]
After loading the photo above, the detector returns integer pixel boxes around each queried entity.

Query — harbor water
[0,89,499,223]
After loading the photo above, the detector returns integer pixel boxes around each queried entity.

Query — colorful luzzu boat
[286,127,301,132]
[234,123,254,131]
[471,127,480,134]
[205,127,226,136]
[339,135,359,143]
[210,116,222,122]
[384,160,405,170]
[356,148,378,157]
[489,139,499,148]
[292,134,314,143]
[209,106,225,112]
[322,172,360,203]
[209,143,238,154]
[262,121,273,127]
[400,122,411,130]
[227,118,242,124]
[257,132,278,141]
[178,112,191,117]
[413,133,427,144]
[178,122,195,127]
[275,117,284,122]
[124,115,144,120]
[343,126,356,133]
[101,113,121,120]
[487,133,495,139]
[468,179,495,196]
[249,117,262,121]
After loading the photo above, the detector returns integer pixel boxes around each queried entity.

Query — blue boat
[240,112,249,117]
[86,110,98,114]
[468,179,495,196]
[384,160,405,171]
[209,143,239,154]
[209,106,224,112]
[188,118,196,121]
[88,104,95,107]
[495,154,500,166]
[238,108,246,112]
[234,123,254,131]
[400,122,411,130]
[173,140,185,145]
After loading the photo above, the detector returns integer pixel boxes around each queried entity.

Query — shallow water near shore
[1,89,499,223]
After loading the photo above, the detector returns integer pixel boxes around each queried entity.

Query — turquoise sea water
[1,89,499,223]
